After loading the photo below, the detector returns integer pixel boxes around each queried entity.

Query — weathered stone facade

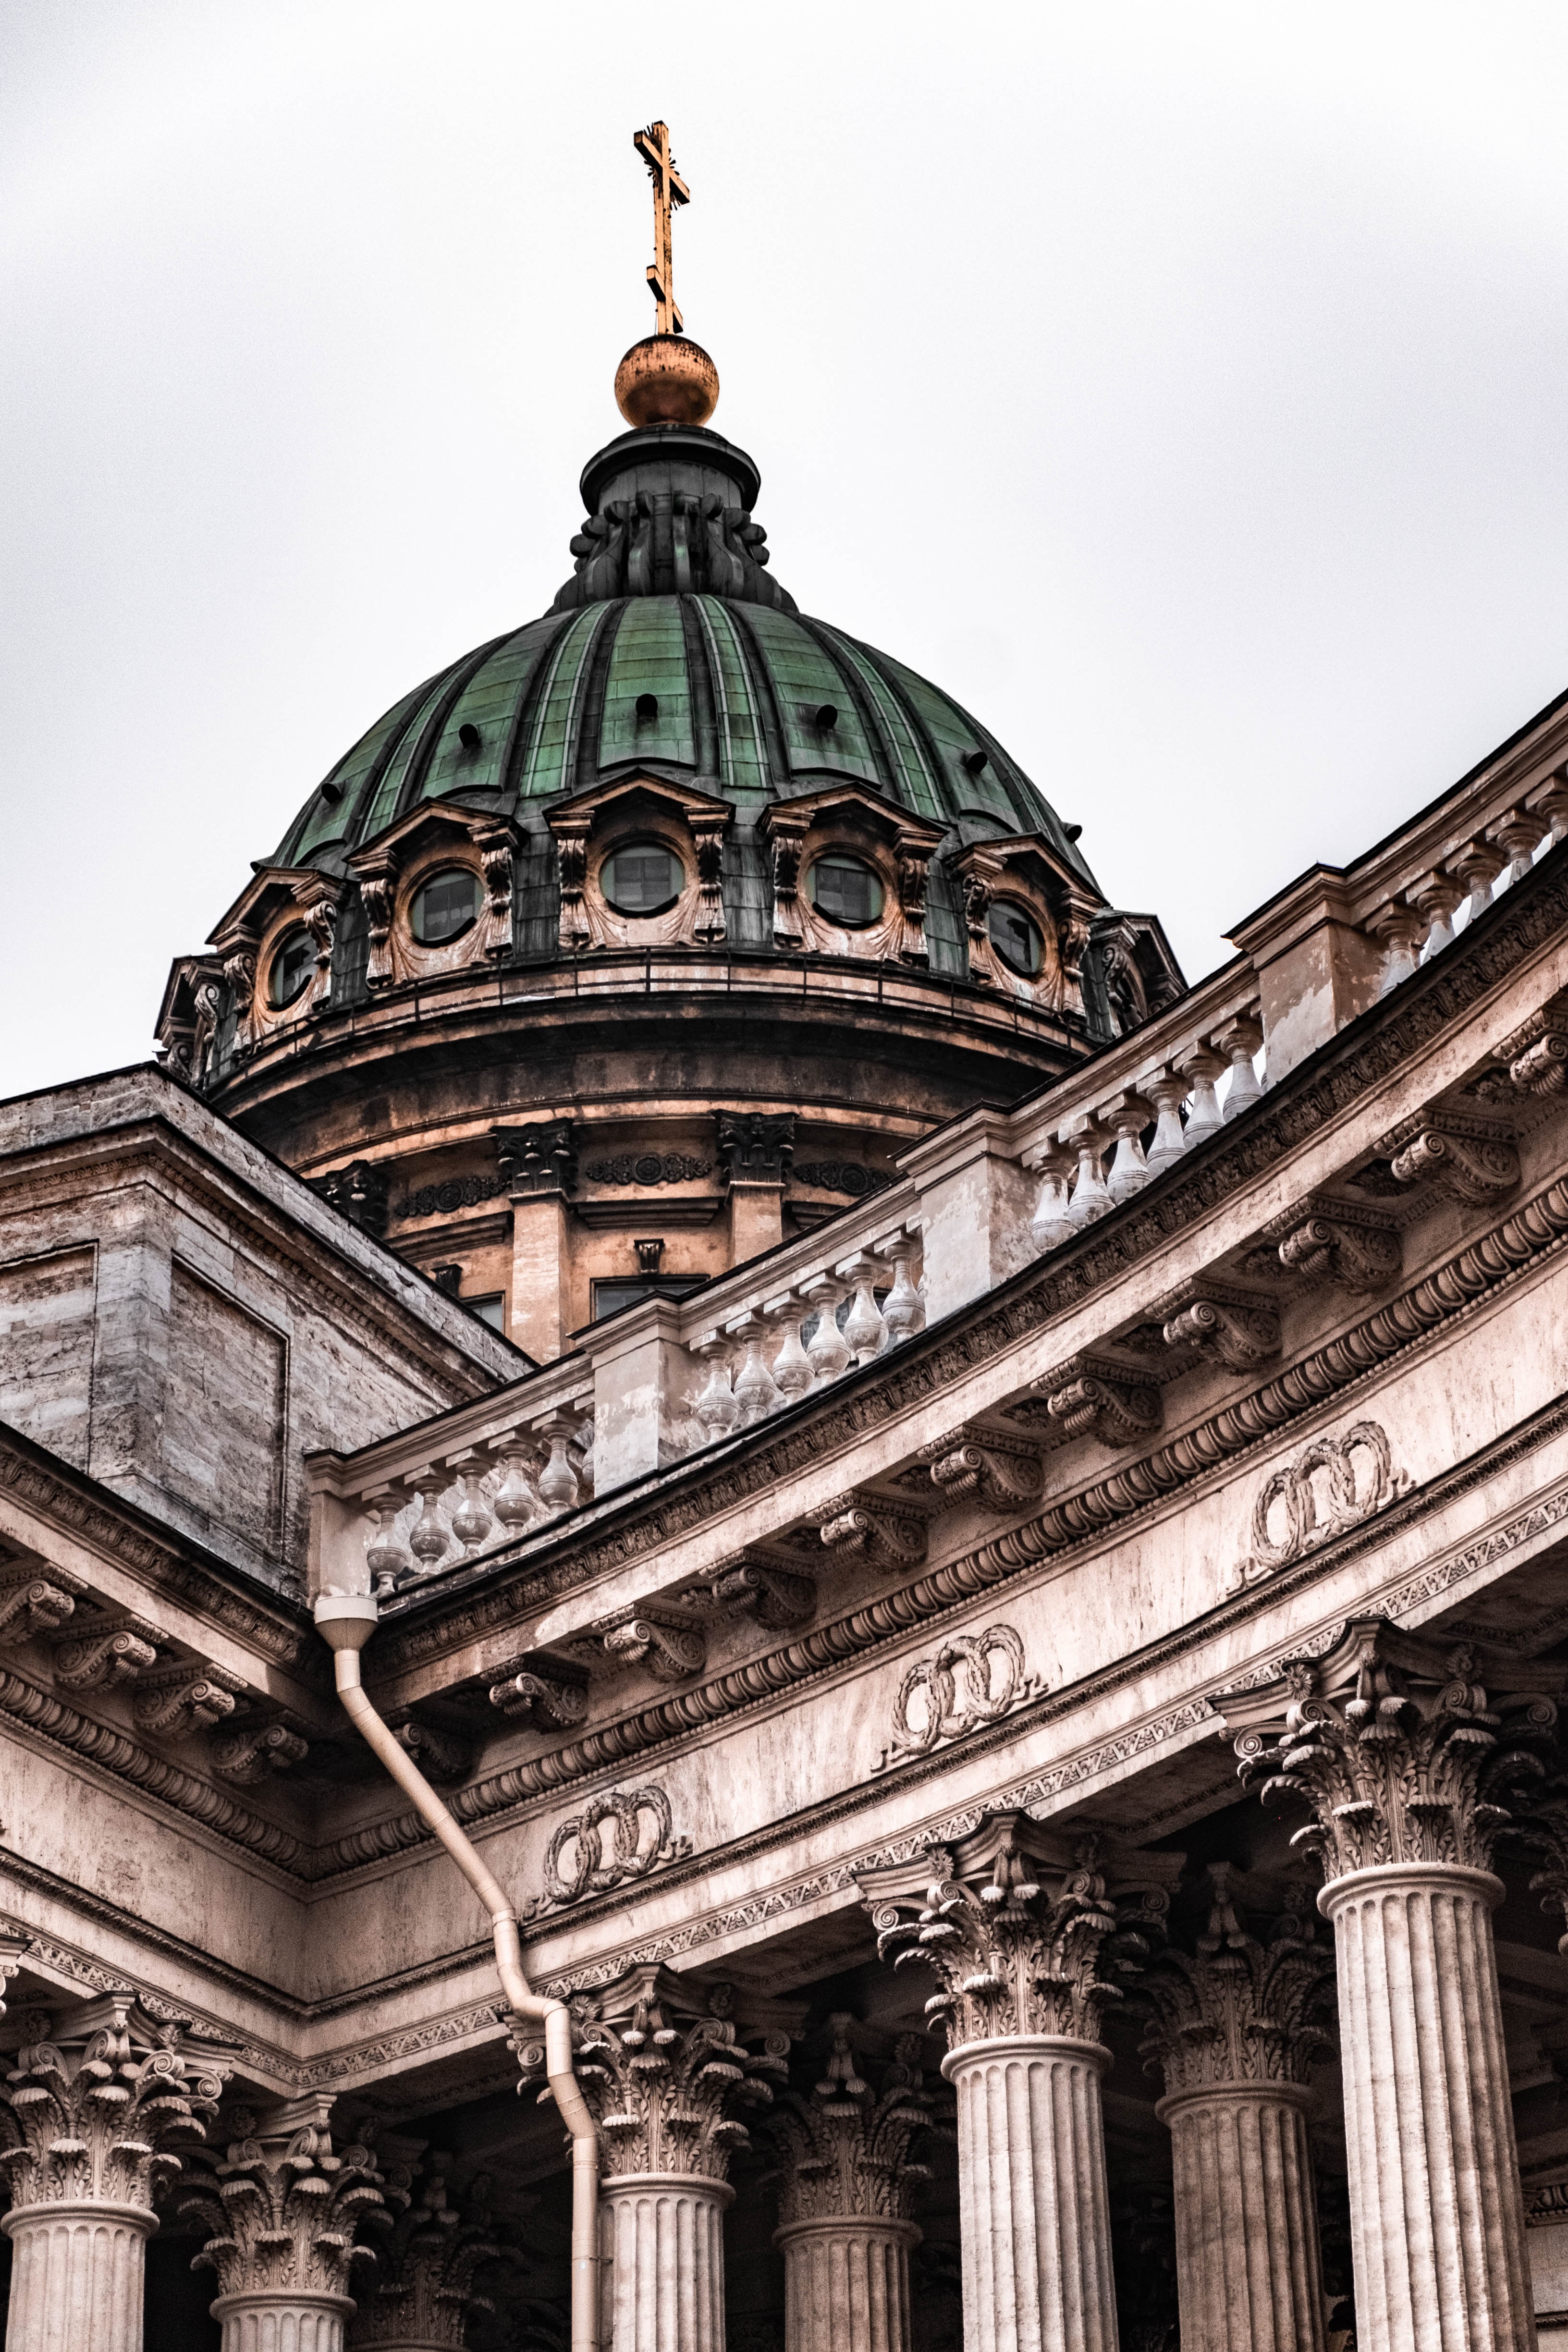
[8,372,1568,2351]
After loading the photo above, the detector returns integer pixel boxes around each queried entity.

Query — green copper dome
[272,425,1091,890]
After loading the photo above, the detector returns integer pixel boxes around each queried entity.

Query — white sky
[5,0,1568,1097]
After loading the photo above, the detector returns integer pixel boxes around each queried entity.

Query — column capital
[177,2098,385,2310]
[859,1810,1182,2048]
[521,1964,800,2182]
[348,2148,502,2348]
[1138,1863,1335,2100]
[1221,1616,1563,1880]
[761,2013,944,2230]
[0,1989,231,2213]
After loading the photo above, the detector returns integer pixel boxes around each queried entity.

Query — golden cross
[634,120,689,336]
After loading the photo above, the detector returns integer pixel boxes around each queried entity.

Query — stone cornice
[0,1428,319,1680]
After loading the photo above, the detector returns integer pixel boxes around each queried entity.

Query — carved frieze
[522,1784,691,1919]
[875,1624,1041,1771]
[1234,1419,1410,1592]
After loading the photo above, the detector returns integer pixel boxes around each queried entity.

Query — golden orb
[614,335,720,429]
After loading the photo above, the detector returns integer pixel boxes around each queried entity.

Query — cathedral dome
[273,424,1089,883]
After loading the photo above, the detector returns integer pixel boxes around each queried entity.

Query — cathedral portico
[9,111,1568,2352]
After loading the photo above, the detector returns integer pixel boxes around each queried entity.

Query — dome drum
[154,418,1186,1356]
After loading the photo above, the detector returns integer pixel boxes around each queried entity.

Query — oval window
[602,841,685,917]
[410,867,480,945]
[809,853,884,929]
[269,926,315,1009]
[988,901,1044,977]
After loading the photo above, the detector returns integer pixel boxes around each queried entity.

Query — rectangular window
[591,1275,708,1323]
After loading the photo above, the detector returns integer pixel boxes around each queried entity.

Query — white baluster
[837,1254,888,1362]
[1216,1017,1264,1122]
[1143,1070,1190,1179]
[1494,806,1546,889]
[363,1496,408,1590]
[1104,1090,1152,1204]
[536,1416,581,1512]
[802,1277,852,1382]
[1178,1047,1226,1146]
[1065,1119,1113,1227]
[447,1460,492,1555]
[1411,870,1463,962]
[1452,837,1505,927]
[768,1301,815,1401]
[404,1472,450,1571]
[1368,899,1427,997]
[487,1435,541,1533]
[730,1315,782,1424]
[1029,1141,1076,1250]
[692,1335,741,1434]
[879,1239,926,1343]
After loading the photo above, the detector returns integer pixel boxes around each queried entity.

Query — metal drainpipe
[314,1593,600,2352]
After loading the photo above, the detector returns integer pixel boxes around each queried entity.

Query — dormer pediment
[207,864,339,956]
[347,795,520,880]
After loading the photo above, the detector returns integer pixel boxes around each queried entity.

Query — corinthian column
[1225,1617,1563,2352]
[0,1989,230,2352]
[763,2013,941,2352]
[347,2149,501,2349]
[862,1812,1181,2352]
[1139,1864,1335,2352]
[177,2097,386,2352]
[540,1964,797,2352]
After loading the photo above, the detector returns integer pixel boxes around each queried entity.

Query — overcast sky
[5,0,1568,1098]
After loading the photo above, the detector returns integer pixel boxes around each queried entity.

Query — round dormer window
[809,853,884,929]
[269,927,315,1009]
[988,900,1044,977]
[602,841,684,917]
[411,868,480,945]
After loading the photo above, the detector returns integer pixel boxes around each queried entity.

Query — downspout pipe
[314,1593,600,2352]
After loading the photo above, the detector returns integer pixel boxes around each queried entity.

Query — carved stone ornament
[0,1568,78,1648]
[349,2148,502,2350]
[494,1121,577,1200]
[49,1617,159,1691]
[711,1554,817,1627]
[131,1662,241,1738]
[550,490,796,614]
[522,1784,692,1920]
[518,1966,795,2181]
[486,1669,588,1728]
[875,1624,1041,1771]
[1233,1418,1410,1592]
[816,1494,926,1569]
[1386,1124,1519,1204]
[760,2014,943,2227]
[587,1152,710,1187]
[715,1111,796,1185]
[1162,1292,1281,1371]
[211,1721,310,1784]
[1031,1370,1162,1450]
[1276,1212,1401,1293]
[600,1612,707,1681]
[1223,1617,1564,1880]
[1136,1865,1335,2095]
[862,1812,1180,2050]
[177,2100,386,2309]
[0,1993,231,2212]
[309,1159,392,1239]
[919,1429,1043,1512]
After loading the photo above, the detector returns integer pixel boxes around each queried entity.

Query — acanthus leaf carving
[861,1813,1179,2049]
[1276,1213,1401,1293]
[1135,1864,1336,2095]
[132,1663,243,1738]
[349,2147,503,2349]
[1387,1125,1519,1204]
[600,1613,706,1683]
[816,1494,927,1570]
[0,1994,232,2211]
[711,1556,817,1628]
[919,1428,1043,1512]
[1162,1293,1280,1371]
[50,1618,160,1691]
[487,1670,589,1729]
[178,2099,384,2305]
[761,2013,946,2227]
[1223,1617,1564,1879]
[211,1722,310,1785]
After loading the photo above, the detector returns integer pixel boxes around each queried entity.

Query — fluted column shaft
[2,2199,154,2352]
[1323,1862,1535,2352]
[943,2034,1118,2352]
[775,2215,918,2352]
[1157,2082,1326,2352]
[600,2172,732,2352]
[211,2292,355,2352]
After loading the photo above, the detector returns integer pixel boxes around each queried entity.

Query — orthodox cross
[635,120,689,336]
